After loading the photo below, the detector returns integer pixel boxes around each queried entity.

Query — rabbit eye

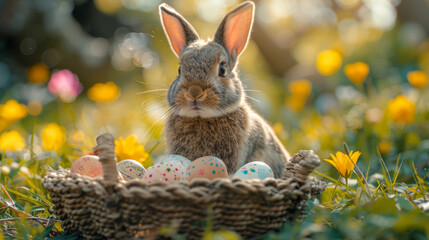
[219,62,227,77]
[178,66,181,75]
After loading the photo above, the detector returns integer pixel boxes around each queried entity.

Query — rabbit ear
[214,1,254,62]
[159,3,199,57]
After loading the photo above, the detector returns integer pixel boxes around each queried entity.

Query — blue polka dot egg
[233,161,274,180]
[186,156,228,181]
[158,155,192,168]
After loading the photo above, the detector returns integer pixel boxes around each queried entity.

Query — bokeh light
[47,69,83,102]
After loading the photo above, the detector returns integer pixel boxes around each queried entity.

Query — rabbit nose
[185,86,206,100]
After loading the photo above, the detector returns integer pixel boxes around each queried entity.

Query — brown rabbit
[159,1,290,178]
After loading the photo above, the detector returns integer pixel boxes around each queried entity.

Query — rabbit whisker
[136,89,168,95]
[244,89,262,93]
[245,96,260,103]
[140,95,168,109]
[143,106,178,140]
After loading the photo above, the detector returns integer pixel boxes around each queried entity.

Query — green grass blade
[314,170,356,192]
[376,147,392,187]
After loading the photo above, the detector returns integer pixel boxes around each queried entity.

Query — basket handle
[282,150,320,185]
[93,133,119,183]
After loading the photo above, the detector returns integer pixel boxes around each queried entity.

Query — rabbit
[159,1,290,178]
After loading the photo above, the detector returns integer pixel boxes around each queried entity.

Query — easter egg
[143,161,186,184]
[117,159,146,181]
[158,154,192,168]
[186,156,228,181]
[71,155,103,178]
[233,161,274,180]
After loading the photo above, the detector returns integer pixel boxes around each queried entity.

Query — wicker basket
[42,134,326,239]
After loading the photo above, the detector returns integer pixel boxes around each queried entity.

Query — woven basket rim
[41,133,326,239]
[43,169,320,199]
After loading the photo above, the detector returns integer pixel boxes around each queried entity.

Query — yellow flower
[288,79,312,98]
[405,132,420,147]
[41,123,66,151]
[324,150,361,178]
[378,141,392,155]
[407,71,428,88]
[344,62,369,85]
[387,95,415,125]
[115,136,151,168]
[69,130,85,144]
[202,230,242,240]
[316,49,343,76]
[94,0,123,15]
[87,81,121,103]
[286,79,312,112]
[27,63,50,84]
[272,122,283,136]
[285,95,307,112]
[0,130,26,152]
[0,100,27,121]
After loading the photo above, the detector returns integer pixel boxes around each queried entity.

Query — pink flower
[48,69,83,102]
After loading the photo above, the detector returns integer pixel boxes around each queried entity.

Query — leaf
[393,210,429,233]
[367,197,397,215]
[314,170,356,191]
[392,156,404,186]
[376,148,392,188]
[55,221,63,232]
[395,196,415,212]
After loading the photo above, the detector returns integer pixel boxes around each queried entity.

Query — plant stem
[343,142,371,197]
[345,177,349,192]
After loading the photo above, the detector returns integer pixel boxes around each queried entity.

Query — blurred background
[0,0,428,179]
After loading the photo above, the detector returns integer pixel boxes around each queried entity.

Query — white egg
[142,161,186,184]
[233,161,274,180]
[117,159,146,181]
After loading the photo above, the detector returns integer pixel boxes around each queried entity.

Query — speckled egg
[233,161,274,180]
[158,155,192,168]
[71,155,103,178]
[143,162,186,184]
[117,159,146,181]
[186,156,228,181]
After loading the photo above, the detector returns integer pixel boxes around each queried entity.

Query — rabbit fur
[159,1,290,178]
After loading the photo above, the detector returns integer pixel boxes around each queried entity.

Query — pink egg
[142,162,186,184]
[71,155,103,178]
[186,156,228,181]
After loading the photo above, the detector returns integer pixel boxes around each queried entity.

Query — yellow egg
[71,155,103,178]
[186,156,228,181]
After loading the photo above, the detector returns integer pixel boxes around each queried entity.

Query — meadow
[0,0,428,239]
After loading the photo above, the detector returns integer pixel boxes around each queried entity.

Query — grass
[0,136,428,239]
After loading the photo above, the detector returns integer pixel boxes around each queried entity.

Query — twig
[0,217,54,223]
[0,201,32,217]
